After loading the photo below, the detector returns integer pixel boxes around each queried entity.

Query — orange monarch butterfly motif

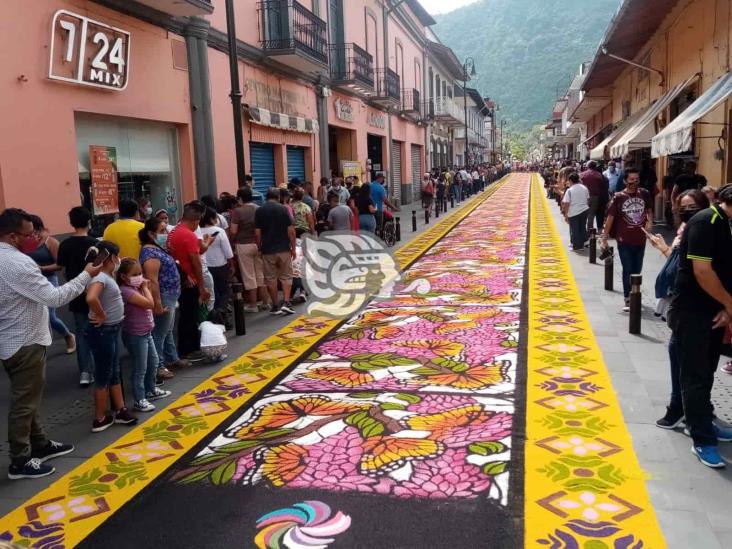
[176,177,529,504]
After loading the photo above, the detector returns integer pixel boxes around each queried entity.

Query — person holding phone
[200,207,234,321]
[600,168,653,312]
[85,241,138,433]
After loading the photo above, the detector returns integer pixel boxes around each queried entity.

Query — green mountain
[433,0,619,131]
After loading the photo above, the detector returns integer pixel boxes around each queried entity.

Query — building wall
[0,0,195,232]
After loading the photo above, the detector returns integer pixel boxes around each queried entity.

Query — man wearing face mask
[600,168,653,311]
[0,208,102,479]
[668,184,732,468]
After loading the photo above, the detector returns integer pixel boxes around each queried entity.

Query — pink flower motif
[438,411,513,448]
[232,453,256,482]
[392,449,491,499]
[407,395,479,414]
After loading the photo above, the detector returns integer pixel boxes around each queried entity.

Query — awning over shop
[589,106,648,160]
[611,75,698,158]
[247,106,319,134]
[652,71,732,158]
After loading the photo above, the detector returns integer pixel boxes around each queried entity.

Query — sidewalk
[0,193,483,516]
[548,202,732,548]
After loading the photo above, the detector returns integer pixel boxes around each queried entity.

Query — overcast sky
[419,0,480,15]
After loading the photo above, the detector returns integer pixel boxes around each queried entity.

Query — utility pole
[462,58,476,167]
[226,0,246,187]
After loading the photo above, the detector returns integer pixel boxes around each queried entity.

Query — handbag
[654,247,680,299]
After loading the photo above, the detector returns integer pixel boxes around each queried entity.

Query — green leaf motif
[482,461,507,476]
[180,470,212,484]
[68,467,110,497]
[345,411,385,438]
[469,441,508,456]
[210,461,237,485]
[393,393,421,404]
[216,440,261,453]
[380,403,407,411]
[106,461,147,489]
[348,391,380,399]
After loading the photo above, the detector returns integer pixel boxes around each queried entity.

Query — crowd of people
[543,157,732,469]
[0,162,507,480]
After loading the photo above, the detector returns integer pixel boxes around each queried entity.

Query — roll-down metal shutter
[249,143,275,195]
[286,146,306,183]
[391,140,402,201]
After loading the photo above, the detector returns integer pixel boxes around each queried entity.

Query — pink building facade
[0,0,463,233]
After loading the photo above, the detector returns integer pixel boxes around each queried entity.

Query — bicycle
[378,207,397,247]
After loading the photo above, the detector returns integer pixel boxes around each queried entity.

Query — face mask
[144,207,153,216]
[679,207,701,223]
[156,233,168,247]
[19,235,39,254]
[128,274,144,287]
[113,259,121,275]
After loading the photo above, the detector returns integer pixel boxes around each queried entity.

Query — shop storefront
[0,3,196,233]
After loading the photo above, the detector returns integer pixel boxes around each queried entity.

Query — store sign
[367,111,387,129]
[90,145,119,216]
[341,160,362,179]
[49,10,130,91]
[334,98,354,123]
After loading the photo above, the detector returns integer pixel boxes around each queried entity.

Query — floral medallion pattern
[526,176,665,548]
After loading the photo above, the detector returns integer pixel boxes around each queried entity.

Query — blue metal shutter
[286,146,306,183]
[250,143,275,195]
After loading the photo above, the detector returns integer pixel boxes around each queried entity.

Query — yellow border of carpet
[525,175,666,547]
[0,179,507,547]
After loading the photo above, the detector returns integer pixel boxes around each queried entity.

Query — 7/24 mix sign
[49,10,130,91]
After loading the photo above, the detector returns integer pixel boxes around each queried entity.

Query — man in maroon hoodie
[581,161,609,234]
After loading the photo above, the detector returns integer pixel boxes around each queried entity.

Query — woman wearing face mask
[24,215,76,354]
[137,198,153,220]
[85,241,138,432]
[649,190,710,430]
[117,258,172,413]
[154,209,176,234]
[139,218,186,383]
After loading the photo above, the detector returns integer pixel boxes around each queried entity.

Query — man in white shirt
[0,208,101,479]
[604,161,624,194]
[562,172,591,251]
[328,177,351,205]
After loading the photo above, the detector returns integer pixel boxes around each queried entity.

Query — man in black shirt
[255,187,296,315]
[668,185,732,468]
[57,207,98,387]
[671,161,707,209]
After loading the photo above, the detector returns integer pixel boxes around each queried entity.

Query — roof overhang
[570,89,613,121]
[427,41,467,81]
[405,0,436,26]
[583,0,679,90]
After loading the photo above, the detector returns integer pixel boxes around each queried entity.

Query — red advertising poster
[89,145,119,216]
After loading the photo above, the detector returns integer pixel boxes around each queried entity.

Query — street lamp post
[499,119,508,161]
[225,0,246,187]
[462,57,476,167]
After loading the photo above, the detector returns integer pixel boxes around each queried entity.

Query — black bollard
[629,274,642,335]
[424,207,429,225]
[450,194,454,208]
[443,198,447,213]
[395,217,401,241]
[589,229,597,264]
[232,282,246,336]
[604,248,614,291]
[412,209,417,232]
[435,200,440,218]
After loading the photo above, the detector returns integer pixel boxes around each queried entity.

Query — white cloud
[419,0,480,15]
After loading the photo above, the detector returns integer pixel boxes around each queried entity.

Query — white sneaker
[146,388,172,401]
[79,372,93,388]
[134,399,155,413]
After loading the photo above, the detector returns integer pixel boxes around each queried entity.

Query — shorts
[236,243,264,291]
[263,251,293,285]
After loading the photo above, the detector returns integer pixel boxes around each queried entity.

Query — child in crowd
[199,312,228,363]
[291,237,307,304]
[118,258,172,412]
[85,242,138,433]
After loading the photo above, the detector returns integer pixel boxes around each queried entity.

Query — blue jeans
[153,293,180,368]
[87,323,122,389]
[359,214,376,234]
[73,312,94,374]
[452,184,461,202]
[122,332,159,402]
[47,275,71,337]
[617,244,646,298]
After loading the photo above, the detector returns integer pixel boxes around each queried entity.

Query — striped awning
[247,106,319,134]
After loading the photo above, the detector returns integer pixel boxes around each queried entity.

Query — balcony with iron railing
[373,68,401,107]
[433,97,464,126]
[329,43,374,94]
[122,0,212,16]
[257,0,328,73]
[401,89,421,113]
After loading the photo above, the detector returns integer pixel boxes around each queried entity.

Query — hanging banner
[90,145,119,216]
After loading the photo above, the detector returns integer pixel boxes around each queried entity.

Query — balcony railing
[422,99,435,120]
[257,0,328,65]
[401,88,421,113]
[434,97,464,124]
[329,43,374,90]
[375,68,400,103]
